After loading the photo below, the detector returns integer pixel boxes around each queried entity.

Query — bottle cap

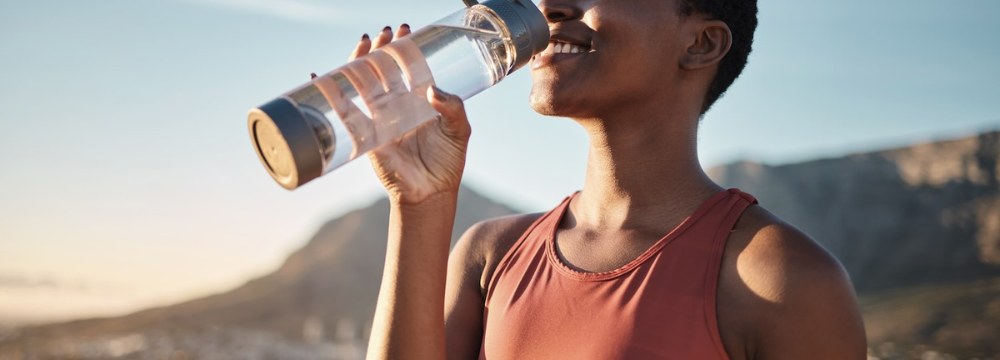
[474,0,549,73]
[247,97,323,190]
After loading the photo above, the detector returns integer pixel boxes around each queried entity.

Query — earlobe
[681,20,732,70]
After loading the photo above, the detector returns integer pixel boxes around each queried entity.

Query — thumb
[427,86,471,141]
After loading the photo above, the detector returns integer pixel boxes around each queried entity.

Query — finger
[395,23,411,39]
[348,33,371,61]
[427,86,471,140]
[372,26,393,50]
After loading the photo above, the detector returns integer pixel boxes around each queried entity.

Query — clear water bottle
[247,0,548,189]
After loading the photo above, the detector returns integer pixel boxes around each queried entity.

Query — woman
[354,0,867,358]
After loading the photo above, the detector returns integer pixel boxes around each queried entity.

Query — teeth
[551,42,587,54]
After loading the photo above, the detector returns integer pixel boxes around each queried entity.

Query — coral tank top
[480,189,757,359]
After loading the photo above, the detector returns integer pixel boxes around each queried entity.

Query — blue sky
[1,0,998,323]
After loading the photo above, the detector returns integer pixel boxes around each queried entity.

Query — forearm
[367,191,457,360]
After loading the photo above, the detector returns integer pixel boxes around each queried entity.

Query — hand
[349,25,472,205]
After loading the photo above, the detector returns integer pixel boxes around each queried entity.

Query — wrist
[386,189,458,249]
[389,188,459,211]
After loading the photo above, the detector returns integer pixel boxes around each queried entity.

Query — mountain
[2,131,999,359]
[709,130,1000,294]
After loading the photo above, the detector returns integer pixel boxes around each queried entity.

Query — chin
[528,92,558,116]
[529,83,589,118]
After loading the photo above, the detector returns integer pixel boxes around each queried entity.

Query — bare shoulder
[727,205,851,301]
[718,204,867,359]
[453,212,545,294]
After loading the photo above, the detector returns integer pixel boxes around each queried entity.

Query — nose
[538,0,582,22]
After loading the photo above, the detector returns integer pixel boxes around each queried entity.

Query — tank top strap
[702,188,758,358]
[484,193,574,303]
[685,188,757,232]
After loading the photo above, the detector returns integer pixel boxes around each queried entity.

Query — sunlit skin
[355,1,867,359]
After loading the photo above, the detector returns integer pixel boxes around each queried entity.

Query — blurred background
[1,0,998,359]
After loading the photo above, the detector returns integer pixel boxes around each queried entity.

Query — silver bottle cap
[471,0,549,73]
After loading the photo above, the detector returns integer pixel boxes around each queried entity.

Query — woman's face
[529,0,693,119]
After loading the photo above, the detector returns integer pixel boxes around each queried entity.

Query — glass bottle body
[256,6,515,188]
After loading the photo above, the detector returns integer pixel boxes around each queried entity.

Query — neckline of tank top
[543,188,739,282]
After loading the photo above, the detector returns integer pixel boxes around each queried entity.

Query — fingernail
[431,86,448,101]
[401,23,410,30]
[361,33,370,41]
[310,72,317,80]
[383,26,392,33]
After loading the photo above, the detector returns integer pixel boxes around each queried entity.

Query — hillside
[862,276,1000,359]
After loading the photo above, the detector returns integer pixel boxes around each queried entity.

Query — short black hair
[678,0,758,114]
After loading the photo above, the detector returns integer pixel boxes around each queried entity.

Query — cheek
[579,46,669,106]
[597,7,684,79]
[599,30,682,95]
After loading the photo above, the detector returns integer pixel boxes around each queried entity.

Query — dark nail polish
[401,23,410,29]
[383,26,392,33]
[362,33,370,41]
[310,72,317,80]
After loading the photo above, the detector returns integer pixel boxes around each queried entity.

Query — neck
[570,101,721,232]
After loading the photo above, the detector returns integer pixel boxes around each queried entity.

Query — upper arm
[731,211,867,359]
[444,214,540,360]
[755,243,866,359]
[444,222,488,360]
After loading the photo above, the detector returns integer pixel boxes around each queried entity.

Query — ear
[680,19,732,71]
